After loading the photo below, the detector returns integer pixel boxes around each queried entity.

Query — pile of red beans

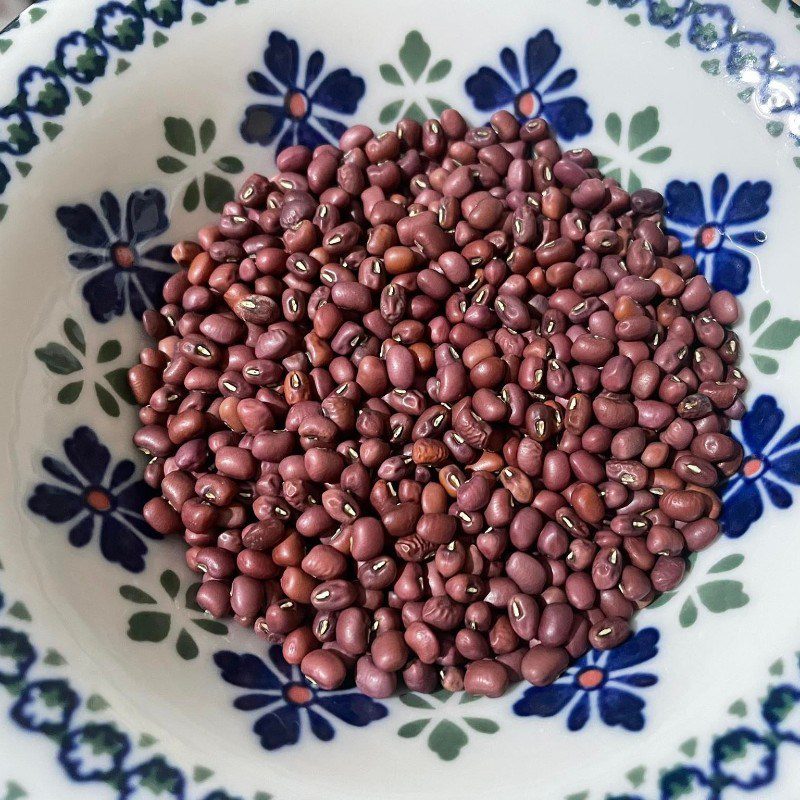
[130,109,746,699]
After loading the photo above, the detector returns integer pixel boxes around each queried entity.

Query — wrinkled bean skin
[132,111,747,697]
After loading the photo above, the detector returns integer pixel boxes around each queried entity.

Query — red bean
[131,108,746,698]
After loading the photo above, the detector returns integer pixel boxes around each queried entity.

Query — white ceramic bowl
[1,1,800,798]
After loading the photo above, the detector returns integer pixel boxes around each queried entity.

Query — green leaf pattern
[377,31,451,124]
[597,105,672,191]
[157,116,243,213]
[747,301,800,374]
[121,569,227,661]
[34,320,131,414]
[396,692,498,761]
[655,551,749,628]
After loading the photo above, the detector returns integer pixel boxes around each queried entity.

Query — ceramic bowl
[1,1,800,797]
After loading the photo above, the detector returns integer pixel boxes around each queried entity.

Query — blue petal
[267,644,295,681]
[500,47,521,86]
[311,68,365,114]
[64,426,109,485]
[128,265,171,319]
[770,452,800,486]
[611,673,658,688]
[742,395,783,454]
[315,693,388,726]
[213,651,284,692]
[68,250,109,271]
[762,477,793,508]
[41,456,83,489]
[465,67,516,112]
[277,123,297,153]
[253,704,301,750]
[513,683,577,717]
[723,180,771,226]
[312,117,347,142]
[524,29,561,90]
[83,267,125,322]
[264,31,300,89]
[306,707,335,741]
[125,189,168,245]
[709,248,750,295]
[605,627,659,672]
[100,191,121,236]
[115,509,161,542]
[108,459,135,490]
[28,484,84,523]
[68,514,95,548]
[99,515,146,572]
[598,687,646,731]
[240,104,287,146]
[664,180,706,227]
[114,477,151,512]
[141,243,174,264]
[304,50,325,88]
[710,173,728,216]
[730,230,766,248]
[770,425,800,456]
[56,203,110,248]
[567,693,590,731]
[720,480,763,538]
[544,67,577,95]
[247,70,282,97]
[540,96,592,140]
[233,692,281,711]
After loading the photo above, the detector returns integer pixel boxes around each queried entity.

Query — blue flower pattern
[96,3,146,51]
[720,395,800,538]
[18,66,70,116]
[664,173,770,295]
[60,723,131,783]
[28,426,157,572]
[11,679,80,735]
[241,31,366,152]
[513,628,659,732]
[465,29,592,140]
[214,647,388,750]
[56,189,173,322]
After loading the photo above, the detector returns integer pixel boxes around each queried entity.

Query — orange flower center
[743,457,763,478]
[516,91,539,119]
[284,684,313,705]
[85,488,111,511]
[577,668,605,690]
[697,225,721,249]
[287,92,308,120]
[111,243,136,269]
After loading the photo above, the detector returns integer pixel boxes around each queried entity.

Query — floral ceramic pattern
[602,656,800,798]
[513,628,659,732]
[0,593,246,799]
[34,317,135,416]
[56,189,173,322]
[397,691,498,761]
[27,426,157,572]
[214,647,388,751]
[465,29,592,140]
[596,0,800,148]
[377,30,452,124]
[156,116,244,213]
[664,173,771,295]
[720,394,800,538]
[120,569,227,660]
[240,31,366,151]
